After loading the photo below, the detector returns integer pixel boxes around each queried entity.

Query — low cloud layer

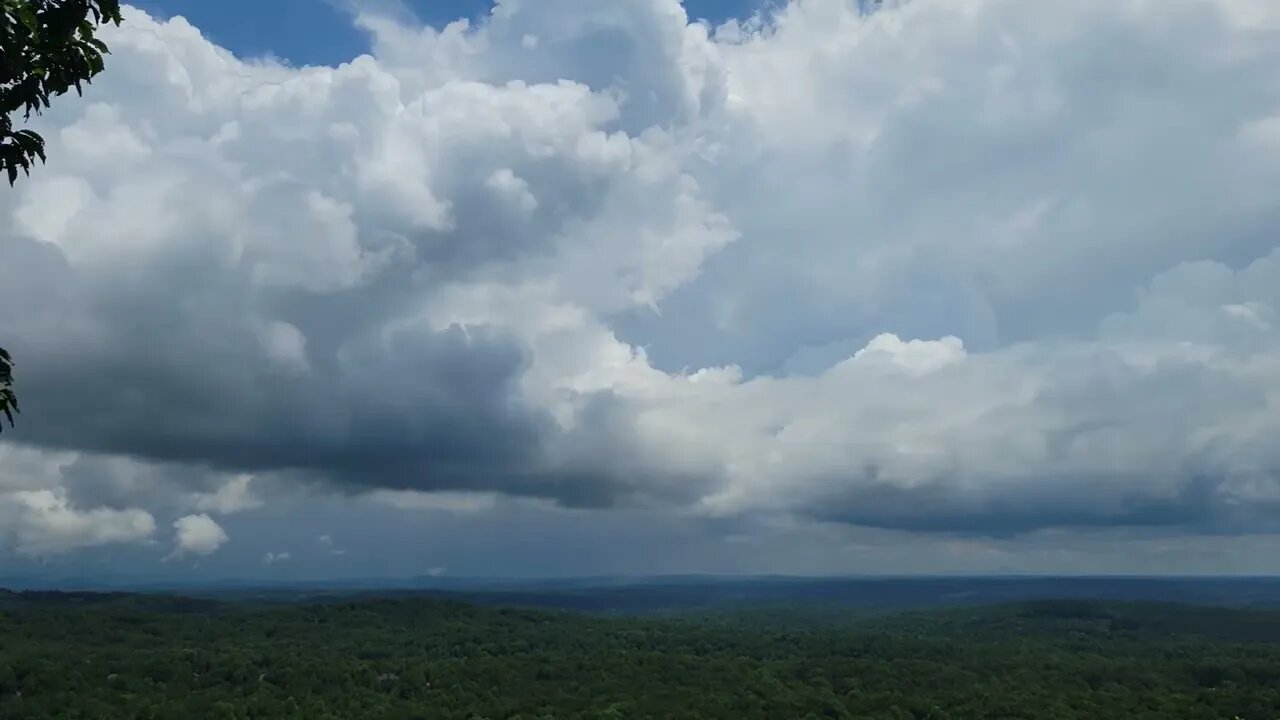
[3,0,1280,552]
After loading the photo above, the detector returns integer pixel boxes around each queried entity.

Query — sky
[4,0,1280,582]
[123,0,773,67]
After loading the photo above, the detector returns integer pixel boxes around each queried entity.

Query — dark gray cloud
[0,251,567,495]
[807,474,1232,537]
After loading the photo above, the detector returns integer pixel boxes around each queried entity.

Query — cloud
[262,551,291,565]
[191,474,263,514]
[0,444,265,556]
[2,0,1280,540]
[0,489,155,557]
[316,533,347,555]
[0,444,157,556]
[370,490,500,513]
[168,514,229,558]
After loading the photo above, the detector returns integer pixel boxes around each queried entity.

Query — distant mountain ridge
[6,575,1280,614]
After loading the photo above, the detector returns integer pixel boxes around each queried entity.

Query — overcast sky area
[4,0,1280,582]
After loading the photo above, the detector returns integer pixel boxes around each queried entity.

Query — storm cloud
[3,0,1280,552]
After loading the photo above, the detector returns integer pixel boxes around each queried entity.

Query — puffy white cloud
[169,514,229,558]
[262,551,291,565]
[2,0,1280,542]
[0,489,155,557]
[0,445,157,555]
[316,534,345,556]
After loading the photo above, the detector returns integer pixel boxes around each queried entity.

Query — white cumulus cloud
[168,514,229,558]
[2,0,1280,542]
[0,489,155,557]
[0,445,157,555]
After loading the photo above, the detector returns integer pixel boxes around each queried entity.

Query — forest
[3,590,1280,719]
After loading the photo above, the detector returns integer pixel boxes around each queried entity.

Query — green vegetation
[0,346,16,431]
[2,591,1280,719]
[2,0,121,184]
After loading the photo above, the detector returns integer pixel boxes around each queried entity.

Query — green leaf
[2,0,119,186]
[16,4,37,32]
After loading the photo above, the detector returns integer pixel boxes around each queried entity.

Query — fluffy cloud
[0,445,156,555]
[169,514,229,558]
[262,551,290,565]
[191,474,263,514]
[0,489,155,557]
[2,0,1280,541]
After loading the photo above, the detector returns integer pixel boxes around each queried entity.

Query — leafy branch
[1,0,122,184]
[0,346,17,432]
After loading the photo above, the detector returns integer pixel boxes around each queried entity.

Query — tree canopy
[0,347,15,432]
[2,0,122,184]
[3,592,1280,719]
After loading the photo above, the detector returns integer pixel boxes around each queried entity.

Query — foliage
[2,591,1280,719]
[0,346,16,431]
[1,0,122,184]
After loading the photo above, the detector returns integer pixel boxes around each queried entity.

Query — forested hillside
[2,591,1280,719]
